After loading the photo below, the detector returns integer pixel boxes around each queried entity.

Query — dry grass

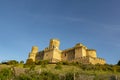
[35,64,82,74]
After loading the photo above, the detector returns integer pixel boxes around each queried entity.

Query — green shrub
[62,61,69,65]
[55,64,62,70]
[20,60,24,64]
[38,60,49,68]
[16,74,31,80]
[6,60,19,65]
[0,68,13,80]
[29,65,36,71]
[65,73,74,80]
[40,71,59,80]
[23,64,36,70]
[26,59,34,65]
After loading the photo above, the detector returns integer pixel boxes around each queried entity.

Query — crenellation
[27,38,106,64]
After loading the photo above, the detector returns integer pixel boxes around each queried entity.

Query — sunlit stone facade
[27,39,106,64]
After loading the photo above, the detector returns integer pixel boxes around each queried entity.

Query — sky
[0,0,120,64]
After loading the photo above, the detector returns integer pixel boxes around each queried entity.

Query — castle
[27,39,106,65]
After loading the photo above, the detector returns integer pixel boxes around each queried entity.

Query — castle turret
[43,39,61,63]
[28,46,38,62]
[49,39,60,49]
[75,43,87,59]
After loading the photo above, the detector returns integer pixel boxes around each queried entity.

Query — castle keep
[27,39,106,64]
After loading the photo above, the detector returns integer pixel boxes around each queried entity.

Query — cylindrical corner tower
[49,38,60,49]
[28,46,38,62]
[31,46,38,53]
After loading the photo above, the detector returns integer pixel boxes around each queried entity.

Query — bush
[62,61,69,65]
[0,68,13,80]
[16,71,59,80]
[36,60,49,68]
[20,60,24,64]
[26,59,34,65]
[65,73,74,80]
[40,71,59,80]
[16,74,31,80]
[55,64,62,70]
[4,60,19,65]
[70,62,79,66]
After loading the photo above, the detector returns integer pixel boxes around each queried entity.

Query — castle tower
[28,46,38,62]
[43,39,61,63]
[49,39,60,49]
[75,43,87,59]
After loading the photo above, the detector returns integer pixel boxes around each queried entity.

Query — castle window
[65,53,66,56]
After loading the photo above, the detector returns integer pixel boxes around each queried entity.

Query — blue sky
[0,0,120,64]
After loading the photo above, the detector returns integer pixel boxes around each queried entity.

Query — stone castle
[27,39,106,64]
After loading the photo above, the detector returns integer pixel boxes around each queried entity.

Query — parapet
[62,47,74,52]
[75,43,83,47]
[75,43,87,49]
[87,49,96,51]
[50,38,60,41]
[49,38,60,49]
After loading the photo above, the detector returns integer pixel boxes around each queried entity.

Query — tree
[117,60,120,66]
[6,60,19,65]
[26,59,34,65]
[20,60,24,64]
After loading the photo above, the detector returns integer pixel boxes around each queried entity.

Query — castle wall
[89,57,106,65]
[52,49,61,62]
[62,48,75,61]
[74,57,90,64]
[35,51,44,61]
[87,49,97,58]
[43,49,53,62]
[81,47,87,57]
[75,47,87,59]
[75,47,82,59]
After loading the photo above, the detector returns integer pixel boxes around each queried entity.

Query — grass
[1,63,120,80]
[35,64,82,75]
[1,64,120,75]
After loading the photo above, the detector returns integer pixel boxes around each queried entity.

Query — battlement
[62,47,74,52]
[31,46,38,53]
[74,43,87,50]
[50,38,60,41]
[87,49,96,51]
[89,57,106,65]
[49,38,60,49]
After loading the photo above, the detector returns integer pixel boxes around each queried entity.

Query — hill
[0,62,120,80]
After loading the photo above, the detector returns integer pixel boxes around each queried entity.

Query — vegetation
[117,60,120,66]
[1,60,18,65]
[26,59,34,65]
[0,60,120,80]
[35,60,49,68]
[20,60,24,64]
[0,68,13,80]
[55,62,62,69]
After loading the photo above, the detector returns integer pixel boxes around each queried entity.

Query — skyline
[0,0,120,64]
